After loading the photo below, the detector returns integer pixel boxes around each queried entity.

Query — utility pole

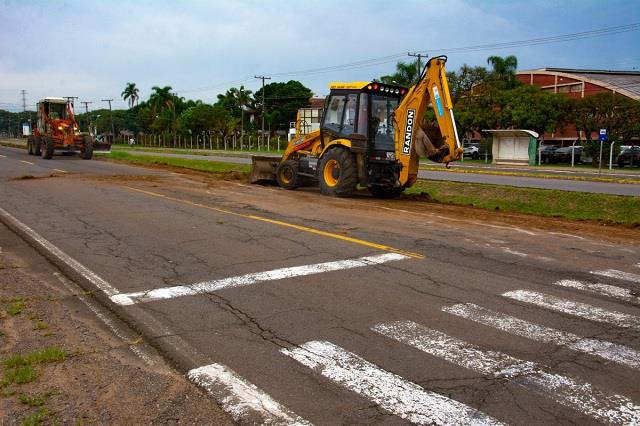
[101,99,115,141]
[20,90,27,111]
[80,101,93,114]
[64,96,79,109]
[171,91,177,146]
[408,52,428,79]
[81,101,93,133]
[254,75,271,145]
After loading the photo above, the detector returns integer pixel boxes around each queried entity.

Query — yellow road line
[20,160,34,165]
[125,186,423,259]
[53,169,68,173]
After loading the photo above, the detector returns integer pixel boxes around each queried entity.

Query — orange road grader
[250,56,463,198]
[27,97,110,159]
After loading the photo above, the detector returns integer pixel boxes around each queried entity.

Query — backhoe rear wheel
[81,135,94,160]
[319,148,357,197]
[41,136,54,159]
[276,160,300,189]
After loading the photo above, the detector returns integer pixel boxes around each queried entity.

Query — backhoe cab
[251,56,463,197]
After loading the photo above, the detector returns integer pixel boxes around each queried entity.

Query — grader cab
[27,97,110,159]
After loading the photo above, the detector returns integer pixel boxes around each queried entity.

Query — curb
[0,206,210,375]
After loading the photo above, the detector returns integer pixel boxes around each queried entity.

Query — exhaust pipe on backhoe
[249,155,280,183]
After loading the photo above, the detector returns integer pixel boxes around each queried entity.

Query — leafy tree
[497,85,570,135]
[121,82,139,108]
[380,60,420,86]
[446,65,489,104]
[253,80,312,133]
[486,55,519,89]
[177,104,233,136]
[573,93,640,164]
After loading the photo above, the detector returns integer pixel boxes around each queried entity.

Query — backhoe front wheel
[319,148,357,197]
[276,160,300,189]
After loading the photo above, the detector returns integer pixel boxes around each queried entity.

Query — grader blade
[250,155,280,183]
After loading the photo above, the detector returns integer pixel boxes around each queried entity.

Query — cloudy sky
[1,0,638,111]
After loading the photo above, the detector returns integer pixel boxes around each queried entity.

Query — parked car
[463,142,481,159]
[617,146,640,167]
[538,145,559,164]
[551,146,586,164]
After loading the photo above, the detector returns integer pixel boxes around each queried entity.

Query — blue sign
[599,128,607,141]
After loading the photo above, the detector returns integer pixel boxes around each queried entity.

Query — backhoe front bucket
[250,155,280,183]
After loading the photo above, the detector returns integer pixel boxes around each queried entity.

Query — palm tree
[380,61,419,86]
[149,86,174,113]
[121,82,139,109]
[487,55,518,78]
[235,86,252,141]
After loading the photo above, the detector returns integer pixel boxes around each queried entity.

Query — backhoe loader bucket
[250,155,280,183]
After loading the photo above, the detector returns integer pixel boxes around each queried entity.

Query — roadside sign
[599,129,607,141]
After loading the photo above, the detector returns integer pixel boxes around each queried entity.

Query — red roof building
[515,68,640,144]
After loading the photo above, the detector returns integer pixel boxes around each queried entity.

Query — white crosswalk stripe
[443,303,640,369]
[502,289,640,329]
[591,269,640,283]
[554,279,639,304]
[188,363,311,425]
[282,340,504,426]
[373,320,640,425]
[111,253,408,305]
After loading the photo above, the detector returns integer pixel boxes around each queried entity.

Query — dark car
[552,146,585,164]
[617,146,640,167]
[539,145,559,164]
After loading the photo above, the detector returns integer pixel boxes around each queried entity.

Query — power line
[176,22,639,95]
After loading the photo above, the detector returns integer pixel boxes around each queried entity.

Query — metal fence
[126,134,284,152]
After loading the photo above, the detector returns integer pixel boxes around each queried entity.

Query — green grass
[19,389,57,407]
[32,321,48,331]
[21,408,50,426]
[105,151,251,174]
[105,150,639,225]
[407,180,640,225]
[7,300,26,316]
[1,347,68,387]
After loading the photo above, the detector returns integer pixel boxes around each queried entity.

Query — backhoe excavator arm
[394,56,463,187]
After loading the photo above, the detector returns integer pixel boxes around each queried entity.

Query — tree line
[80,80,314,139]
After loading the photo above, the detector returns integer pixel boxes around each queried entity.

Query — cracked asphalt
[1,145,639,425]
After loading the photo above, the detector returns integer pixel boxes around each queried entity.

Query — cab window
[323,95,346,133]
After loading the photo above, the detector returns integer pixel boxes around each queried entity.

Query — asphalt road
[116,149,640,196]
[1,145,639,425]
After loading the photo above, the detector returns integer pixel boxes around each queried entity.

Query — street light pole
[254,75,271,148]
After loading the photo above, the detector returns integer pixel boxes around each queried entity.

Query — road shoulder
[0,223,233,425]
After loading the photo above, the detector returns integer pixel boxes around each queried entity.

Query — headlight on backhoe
[57,126,63,130]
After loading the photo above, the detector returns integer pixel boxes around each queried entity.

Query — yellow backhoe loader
[250,56,463,197]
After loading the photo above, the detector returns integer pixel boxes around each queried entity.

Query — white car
[463,143,481,159]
